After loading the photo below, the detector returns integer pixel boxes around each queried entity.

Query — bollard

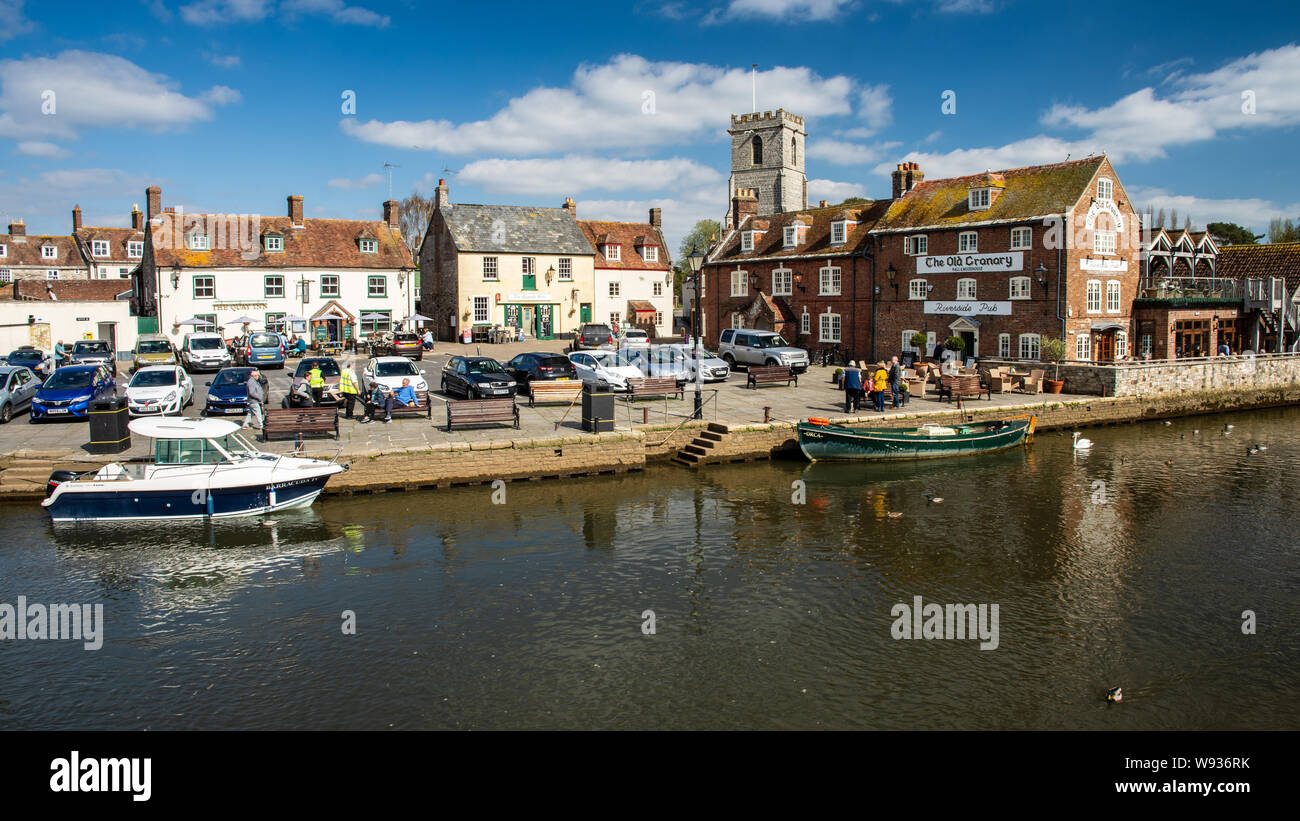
[763,405,771,424]
[642,407,648,424]
[294,432,303,452]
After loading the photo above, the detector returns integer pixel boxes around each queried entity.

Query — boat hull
[43,472,335,522]
[798,418,1033,462]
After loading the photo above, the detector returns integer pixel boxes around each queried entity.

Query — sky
[2,0,1299,255]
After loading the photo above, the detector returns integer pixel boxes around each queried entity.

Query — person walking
[307,362,325,403]
[422,329,434,351]
[888,355,902,408]
[872,361,889,412]
[338,365,361,419]
[244,368,265,431]
[842,360,863,413]
[54,339,69,367]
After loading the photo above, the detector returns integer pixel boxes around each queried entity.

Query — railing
[645,389,720,447]
[1139,277,1243,301]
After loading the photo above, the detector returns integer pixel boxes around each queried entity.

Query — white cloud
[281,0,390,27]
[808,178,866,203]
[871,135,1087,180]
[341,54,854,155]
[936,0,995,12]
[179,0,271,24]
[180,0,389,26]
[807,139,900,165]
[0,51,240,141]
[713,0,855,22]
[0,0,37,42]
[0,168,154,233]
[458,156,724,197]
[327,172,385,190]
[207,53,242,69]
[14,141,67,157]
[580,187,726,258]
[857,83,892,134]
[1127,185,1300,234]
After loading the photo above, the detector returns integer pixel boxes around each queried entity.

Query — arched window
[751,135,763,166]
[791,135,797,164]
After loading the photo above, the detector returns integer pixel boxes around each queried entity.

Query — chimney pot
[435,178,450,209]
[131,204,143,231]
[7,219,25,236]
[383,199,399,228]
[146,185,162,222]
[288,195,304,226]
[72,205,82,231]
[649,207,662,228]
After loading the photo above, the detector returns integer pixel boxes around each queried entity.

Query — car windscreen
[189,337,223,350]
[466,359,504,374]
[297,360,340,377]
[584,326,611,335]
[212,369,251,387]
[75,341,109,353]
[249,334,279,348]
[394,333,419,342]
[537,356,570,367]
[376,360,419,377]
[45,370,94,389]
[614,349,644,367]
[130,370,178,388]
[8,351,41,362]
[137,340,173,354]
[752,335,788,349]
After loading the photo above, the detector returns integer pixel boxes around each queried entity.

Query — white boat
[42,417,346,522]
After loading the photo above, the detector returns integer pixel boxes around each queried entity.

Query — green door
[137,316,159,335]
[580,303,592,323]
[537,304,554,340]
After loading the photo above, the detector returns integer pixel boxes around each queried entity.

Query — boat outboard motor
[46,469,85,498]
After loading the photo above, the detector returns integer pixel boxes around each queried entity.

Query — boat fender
[807,417,829,426]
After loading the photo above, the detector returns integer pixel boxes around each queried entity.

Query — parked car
[440,356,516,399]
[572,323,614,350]
[616,328,651,347]
[292,357,342,405]
[202,367,259,416]
[666,344,731,382]
[567,349,642,392]
[361,356,428,395]
[181,332,233,372]
[503,352,578,394]
[125,365,194,417]
[614,345,691,383]
[131,334,178,373]
[235,331,287,368]
[370,330,423,360]
[717,329,809,373]
[30,364,116,422]
[71,339,113,368]
[4,347,55,379]
[0,365,40,423]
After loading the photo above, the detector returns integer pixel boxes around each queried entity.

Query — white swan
[1072,431,1093,450]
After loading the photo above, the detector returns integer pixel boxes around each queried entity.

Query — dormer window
[1097,177,1113,201]
[968,188,991,210]
[41,245,58,259]
[264,234,283,252]
[128,241,143,258]
[830,220,849,245]
[359,238,377,254]
[187,233,210,251]
[91,240,109,257]
[642,245,658,263]
[741,231,755,253]
[604,243,621,261]
[783,226,797,248]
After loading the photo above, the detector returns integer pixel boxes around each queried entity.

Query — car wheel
[722,353,735,366]
[440,378,448,395]
[0,403,10,423]
[765,358,778,367]
[29,412,39,424]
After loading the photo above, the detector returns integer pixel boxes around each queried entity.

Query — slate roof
[578,220,670,270]
[149,212,411,269]
[873,156,1106,232]
[0,233,85,268]
[442,204,593,255]
[1216,243,1300,294]
[710,200,891,262]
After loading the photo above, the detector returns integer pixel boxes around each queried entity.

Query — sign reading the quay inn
[916,252,1023,274]
[924,301,1012,316]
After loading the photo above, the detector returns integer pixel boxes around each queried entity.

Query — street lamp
[687,245,705,420]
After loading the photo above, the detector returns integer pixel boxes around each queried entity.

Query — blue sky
[2,0,1299,253]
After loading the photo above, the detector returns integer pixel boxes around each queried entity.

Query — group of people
[241,363,421,432]
[840,356,905,413]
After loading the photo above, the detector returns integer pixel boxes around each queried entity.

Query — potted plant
[833,367,845,387]
[1041,337,1068,393]
[910,332,928,358]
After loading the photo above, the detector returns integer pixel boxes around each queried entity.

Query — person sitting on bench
[360,383,392,423]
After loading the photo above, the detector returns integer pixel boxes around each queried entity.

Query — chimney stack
[131,204,143,230]
[561,197,576,216]
[649,207,662,228]
[435,178,450,209]
[71,205,82,231]
[891,162,924,199]
[288,195,304,226]
[731,188,758,228]
[7,219,25,237]
[818,200,829,208]
[146,186,161,222]
[383,199,399,228]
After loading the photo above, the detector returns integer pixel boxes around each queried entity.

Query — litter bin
[87,395,130,454]
[581,382,614,433]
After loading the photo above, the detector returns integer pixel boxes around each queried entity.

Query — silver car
[717,329,809,373]
[667,344,731,382]
[614,345,691,382]
[0,365,41,423]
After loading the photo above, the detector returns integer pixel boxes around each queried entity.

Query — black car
[503,352,578,394]
[440,356,517,399]
[571,323,613,350]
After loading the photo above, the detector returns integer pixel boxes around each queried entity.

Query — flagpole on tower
[751,64,758,112]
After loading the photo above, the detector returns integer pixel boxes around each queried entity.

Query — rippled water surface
[2,408,1298,730]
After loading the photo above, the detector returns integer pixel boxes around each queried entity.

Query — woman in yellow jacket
[872,362,889,411]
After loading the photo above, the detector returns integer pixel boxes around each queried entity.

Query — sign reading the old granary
[916,252,1023,274]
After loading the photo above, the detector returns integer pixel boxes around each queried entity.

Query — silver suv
[718,329,809,373]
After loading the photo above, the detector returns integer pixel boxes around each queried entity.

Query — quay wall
[982,352,1300,397]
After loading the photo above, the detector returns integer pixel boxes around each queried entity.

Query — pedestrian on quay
[842,360,864,413]
[360,383,393,424]
[54,339,69,367]
[888,355,902,408]
[287,374,315,408]
[244,368,266,431]
[307,362,325,403]
[872,361,889,412]
[422,329,434,351]
[338,365,361,419]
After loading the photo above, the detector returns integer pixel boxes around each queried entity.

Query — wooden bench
[446,397,519,431]
[626,377,683,400]
[365,389,432,419]
[263,406,339,441]
[746,365,798,389]
[936,374,991,402]
[527,380,584,407]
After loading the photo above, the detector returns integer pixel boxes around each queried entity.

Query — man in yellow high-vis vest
[338,367,360,419]
[307,364,325,404]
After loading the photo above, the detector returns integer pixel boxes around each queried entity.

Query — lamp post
[687,245,705,420]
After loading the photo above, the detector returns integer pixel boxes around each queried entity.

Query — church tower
[726,109,807,228]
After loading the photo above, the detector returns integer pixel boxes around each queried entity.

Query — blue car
[202,367,260,416]
[30,364,116,422]
[235,331,286,368]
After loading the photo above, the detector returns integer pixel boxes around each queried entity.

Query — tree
[398,192,435,260]
[1169,209,1179,230]
[1206,222,1263,245]
[1155,208,1166,229]
[1268,217,1300,243]
[675,218,722,304]
[838,197,870,207]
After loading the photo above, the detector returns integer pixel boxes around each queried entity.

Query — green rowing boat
[797,416,1036,462]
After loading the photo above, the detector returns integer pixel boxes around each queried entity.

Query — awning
[626,300,656,315]
[1091,321,1126,332]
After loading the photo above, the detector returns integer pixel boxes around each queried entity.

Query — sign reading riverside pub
[924,301,1012,316]
[916,252,1023,273]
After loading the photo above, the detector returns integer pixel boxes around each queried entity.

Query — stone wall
[982,352,1300,396]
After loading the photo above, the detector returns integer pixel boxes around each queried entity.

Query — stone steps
[674,425,734,467]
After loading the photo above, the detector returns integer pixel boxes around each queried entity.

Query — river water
[2,407,1297,730]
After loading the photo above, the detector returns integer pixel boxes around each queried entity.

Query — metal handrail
[645,389,719,447]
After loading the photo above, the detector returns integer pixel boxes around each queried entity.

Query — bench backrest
[531,381,583,393]
[449,397,515,415]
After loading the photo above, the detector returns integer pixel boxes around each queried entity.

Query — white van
[180,332,232,372]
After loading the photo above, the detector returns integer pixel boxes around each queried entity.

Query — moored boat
[42,417,346,522]
[797,415,1036,461]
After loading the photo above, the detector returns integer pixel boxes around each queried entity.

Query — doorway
[521,306,537,339]
[97,322,117,366]
[1096,332,1114,361]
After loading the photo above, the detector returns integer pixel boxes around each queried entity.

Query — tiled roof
[148,213,411,269]
[710,200,891,262]
[1216,243,1300,293]
[874,156,1106,232]
[0,234,85,268]
[12,279,130,301]
[76,226,145,261]
[441,204,593,255]
[578,220,671,270]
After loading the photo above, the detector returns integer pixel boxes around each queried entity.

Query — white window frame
[772,268,792,297]
[557,257,572,280]
[1010,227,1032,250]
[801,309,810,335]
[830,221,847,245]
[958,231,978,253]
[46,269,59,280]
[264,235,283,252]
[1097,177,1113,201]
[42,245,58,259]
[610,312,622,326]
[1116,331,1128,359]
[367,275,387,297]
[783,226,797,248]
[609,281,621,298]
[642,246,658,263]
[905,235,928,256]
[187,233,209,251]
[127,241,143,258]
[605,244,621,261]
[472,296,489,324]
[264,274,285,298]
[321,274,340,297]
[730,312,744,329]
[91,240,109,257]
[819,311,841,343]
[1009,276,1031,299]
[741,232,754,253]
[653,281,663,297]
[1094,231,1117,255]
[1086,280,1102,313]
[902,329,921,355]
[968,188,991,210]
[1106,280,1122,313]
[956,278,977,300]
[908,279,928,300]
[998,333,1011,358]
[1077,333,1091,361]
[482,256,498,281]
[0,269,10,283]
[818,266,841,296]
[1140,334,1153,358]
[0,244,6,259]
[359,238,377,254]
[731,270,748,298]
[1019,333,1041,360]
[654,310,663,327]
[521,256,536,275]
[193,275,215,298]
